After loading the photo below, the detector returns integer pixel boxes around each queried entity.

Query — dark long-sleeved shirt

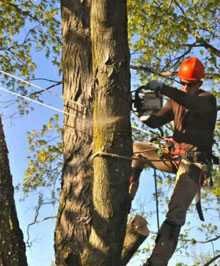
[145,85,217,152]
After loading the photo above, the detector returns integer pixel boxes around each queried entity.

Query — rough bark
[54,1,93,265]
[81,1,132,265]
[55,1,146,265]
[0,117,27,266]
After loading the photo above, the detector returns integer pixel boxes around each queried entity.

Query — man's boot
[146,220,181,266]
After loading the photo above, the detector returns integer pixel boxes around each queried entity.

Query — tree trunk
[0,117,27,266]
[55,1,146,265]
[54,1,93,265]
[82,1,132,265]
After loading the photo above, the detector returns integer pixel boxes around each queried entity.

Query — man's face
[180,79,202,95]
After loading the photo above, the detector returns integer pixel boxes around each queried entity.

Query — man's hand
[144,80,164,93]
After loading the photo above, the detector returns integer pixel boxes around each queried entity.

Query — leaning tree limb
[121,215,149,266]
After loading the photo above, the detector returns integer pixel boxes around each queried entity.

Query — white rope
[0,69,85,108]
[0,70,154,137]
[0,86,85,120]
[1,86,169,154]
[0,86,151,133]
[132,125,149,135]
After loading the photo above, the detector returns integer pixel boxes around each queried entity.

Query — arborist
[129,57,217,266]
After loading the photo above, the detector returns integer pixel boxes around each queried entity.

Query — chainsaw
[131,85,163,121]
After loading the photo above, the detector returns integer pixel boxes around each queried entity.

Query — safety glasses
[180,80,200,88]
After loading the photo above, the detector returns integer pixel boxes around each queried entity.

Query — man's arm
[161,85,217,116]
[143,100,174,128]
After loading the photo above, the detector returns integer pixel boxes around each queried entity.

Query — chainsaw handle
[131,85,146,113]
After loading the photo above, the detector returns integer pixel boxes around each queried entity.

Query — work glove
[137,111,153,122]
[144,80,164,93]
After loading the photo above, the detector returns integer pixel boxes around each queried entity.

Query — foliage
[0,0,62,113]
[0,0,61,76]
[22,114,62,204]
[128,0,220,83]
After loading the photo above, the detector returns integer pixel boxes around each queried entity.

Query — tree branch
[130,64,177,82]
[191,31,220,57]
[121,215,149,266]
[30,78,62,83]
[204,254,220,266]
[182,235,220,245]
[130,65,220,79]
[1,0,36,21]
[26,215,56,247]
[26,198,57,247]
[29,81,62,97]
[172,1,220,58]
[198,38,220,57]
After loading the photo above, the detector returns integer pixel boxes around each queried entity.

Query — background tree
[0,116,27,265]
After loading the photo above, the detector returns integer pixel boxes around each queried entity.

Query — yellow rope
[91,151,132,161]
[91,151,174,162]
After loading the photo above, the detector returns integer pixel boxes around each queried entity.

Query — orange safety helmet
[177,57,205,80]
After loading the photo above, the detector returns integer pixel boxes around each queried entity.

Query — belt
[181,151,211,163]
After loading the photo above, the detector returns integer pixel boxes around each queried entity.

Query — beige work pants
[132,141,205,226]
[132,141,176,173]
[132,142,208,266]
[149,159,204,266]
